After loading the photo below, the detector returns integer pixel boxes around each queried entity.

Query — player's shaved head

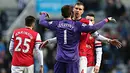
[75,2,84,10]
[25,16,36,27]
[73,2,84,20]
[61,5,73,18]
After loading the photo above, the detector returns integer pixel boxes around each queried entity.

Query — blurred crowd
[0,0,130,73]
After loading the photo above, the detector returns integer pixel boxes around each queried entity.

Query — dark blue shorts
[54,61,79,73]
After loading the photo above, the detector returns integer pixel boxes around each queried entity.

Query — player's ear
[82,10,84,15]
[82,7,84,15]
[71,11,74,18]
[72,7,75,12]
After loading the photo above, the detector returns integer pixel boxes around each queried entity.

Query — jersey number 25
[15,37,31,53]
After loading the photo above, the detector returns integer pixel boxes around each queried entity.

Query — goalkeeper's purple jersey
[39,14,107,63]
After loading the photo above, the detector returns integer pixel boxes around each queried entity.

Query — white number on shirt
[15,37,31,53]
[64,30,67,44]
[15,37,22,52]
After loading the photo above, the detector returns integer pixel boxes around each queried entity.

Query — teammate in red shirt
[40,3,122,73]
[85,13,103,73]
[9,16,43,73]
[72,2,122,73]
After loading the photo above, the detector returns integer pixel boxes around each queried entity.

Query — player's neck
[73,16,81,20]
[25,26,33,30]
[64,17,72,20]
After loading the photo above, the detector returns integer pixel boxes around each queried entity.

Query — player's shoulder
[80,18,89,24]
[30,29,39,35]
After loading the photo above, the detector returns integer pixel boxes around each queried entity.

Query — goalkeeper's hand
[40,12,50,18]
[107,17,117,23]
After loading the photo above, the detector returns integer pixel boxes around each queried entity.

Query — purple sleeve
[39,14,57,30]
[80,19,107,32]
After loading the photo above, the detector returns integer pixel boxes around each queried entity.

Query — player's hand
[40,12,50,18]
[40,40,48,48]
[39,65,43,73]
[107,17,117,23]
[94,66,100,73]
[109,39,122,48]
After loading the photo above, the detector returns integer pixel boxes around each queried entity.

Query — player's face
[73,5,84,18]
[86,16,95,24]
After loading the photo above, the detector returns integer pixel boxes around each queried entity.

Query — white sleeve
[92,31,111,43]
[47,37,57,44]
[95,40,103,67]
[9,33,14,56]
[89,22,110,43]
[35,33,43,66]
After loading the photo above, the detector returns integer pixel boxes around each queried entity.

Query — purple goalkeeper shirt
[39,14,107,63]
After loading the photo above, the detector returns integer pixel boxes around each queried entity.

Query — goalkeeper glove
[107,17,117,23]
[40,12,50,18]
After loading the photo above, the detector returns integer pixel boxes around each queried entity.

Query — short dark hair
[75,2,84,9]
[25,16,36,27]
[61,5,73,18]
[86,12,95,18]
[75,2,84,6]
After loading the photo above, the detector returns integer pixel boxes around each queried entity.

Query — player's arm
[94,40,102,73]
[9,32,14,55]
[79,18,108,32]
[92,31,111,42]
[88,21,111,42]
[95,40,102,67]
[40,37,57,48]
[47,37,57,44]
[39,13,57,30]
[34,33,43,72]
[92,32,122,48]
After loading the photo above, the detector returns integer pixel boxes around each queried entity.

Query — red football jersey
[85,34,95,66]
[11,28,41,66]
[79,18,90,56]
[79,18,102,66]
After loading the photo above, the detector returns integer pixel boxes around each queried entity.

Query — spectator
[114,0,126,20]
[105,0,116,18]
[0,34,6,71]
[0,68,6,73]
[0,10,8,31]
[117,19,128,39]
[78,0,101,11]
[16,0,26,16]
[105,0,126,21]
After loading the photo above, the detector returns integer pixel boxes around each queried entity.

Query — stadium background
[0,0,130,73]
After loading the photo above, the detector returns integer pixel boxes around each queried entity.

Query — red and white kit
[79,18,103,73]
[9,28,43,73]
